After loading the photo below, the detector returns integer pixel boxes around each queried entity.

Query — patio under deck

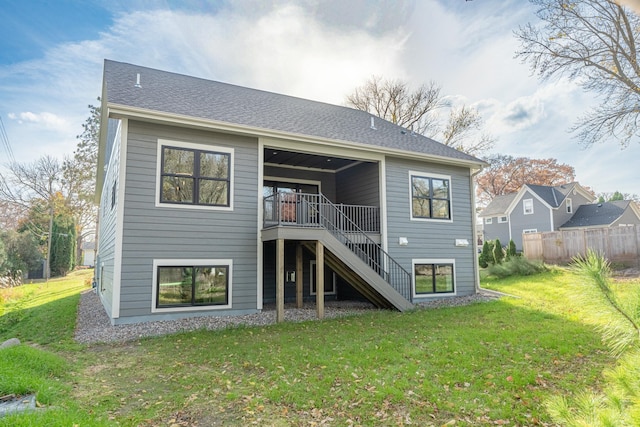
[262,193,413,322]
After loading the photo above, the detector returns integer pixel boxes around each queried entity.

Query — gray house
[95,60,485,325]
[479,182,594,251]
[559,200,640,229]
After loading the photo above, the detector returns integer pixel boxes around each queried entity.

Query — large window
[159,144,231,207]
[157,265,229,308]
[153,260,232,311]
[413,260,455,296]
[410,173,451,220]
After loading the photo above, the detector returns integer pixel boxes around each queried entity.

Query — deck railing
[263,192,411,300]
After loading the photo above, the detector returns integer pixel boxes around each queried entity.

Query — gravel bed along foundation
[74,289,499,344]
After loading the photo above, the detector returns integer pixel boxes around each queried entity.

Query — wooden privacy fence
[523,225,640,265]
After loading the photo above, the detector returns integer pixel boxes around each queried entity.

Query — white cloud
[8,111,70,131]
[94,6,408,103]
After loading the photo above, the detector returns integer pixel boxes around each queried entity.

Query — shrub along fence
[523,225,640,266]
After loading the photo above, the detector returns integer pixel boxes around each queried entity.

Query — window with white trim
[566,198,572,214]
[153,259,232,311]
[498,216,508,223]
[410,173,451,220]
[485,217,493,224]
[523,199,534,215]
[413,259,455,296]
[157,141,233,209]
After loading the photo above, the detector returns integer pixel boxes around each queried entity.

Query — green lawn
[0,268,628,426]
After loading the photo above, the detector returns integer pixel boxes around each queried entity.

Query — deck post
[316,240,324,319]
[296,243,303,308]
[277,239,285,323]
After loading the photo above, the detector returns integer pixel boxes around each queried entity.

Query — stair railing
[264,192,411,300]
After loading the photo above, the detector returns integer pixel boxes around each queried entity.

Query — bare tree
[0,156,64,280]
[516,0,640,148]
[346,76,495,155]
[442,105,496,157]
[346,76,445,135]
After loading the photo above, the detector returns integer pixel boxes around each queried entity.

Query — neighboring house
[81,241,96,267]
[559,200,640,229]
[479,182,594,251]
[94,60,486,325]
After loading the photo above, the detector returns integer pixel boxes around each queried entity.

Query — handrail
[263,192,412,300]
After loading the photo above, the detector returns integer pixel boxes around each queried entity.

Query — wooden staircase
[263,192,413,311]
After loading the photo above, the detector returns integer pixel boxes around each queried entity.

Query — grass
[0,269,91,347]
[1,268,631,425]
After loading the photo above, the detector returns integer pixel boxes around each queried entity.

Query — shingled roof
[478,194,516,217]
[102,60,483,165]
[560,201,632,228]
[525,184,568,208]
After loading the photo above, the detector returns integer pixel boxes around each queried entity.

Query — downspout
[470,168,483,294]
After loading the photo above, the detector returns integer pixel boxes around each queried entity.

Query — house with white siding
[95,60,486,325]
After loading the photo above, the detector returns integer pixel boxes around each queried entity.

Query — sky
[0,0,639,197]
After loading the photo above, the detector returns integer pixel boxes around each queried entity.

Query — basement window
[152,259,232,312]
[413,259,455,297]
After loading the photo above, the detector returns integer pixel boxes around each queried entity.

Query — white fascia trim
[257,140,264,310]
[151,259,233,313]
[408,170,454,223]
[505,186,552,216]
[112,118,128,319]
[411,258,457,299]
[107,104,485,169]
[154,138,234,212]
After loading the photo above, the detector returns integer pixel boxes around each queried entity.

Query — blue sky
[0,0,639,197]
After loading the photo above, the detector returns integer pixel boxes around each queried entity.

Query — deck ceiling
[264,148,361,171]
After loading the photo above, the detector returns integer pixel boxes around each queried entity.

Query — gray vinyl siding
[117,121,259,322]
[336,162,379,207]
[613,208,640,226]
[264,165,336,201]
[509,191,552,250]
[552,192,592,229]
[384,157,477,298]
[482,220,510,246]
[96,120,121,318]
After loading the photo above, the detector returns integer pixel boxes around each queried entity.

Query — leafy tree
[597,190,639,203]
[0,236,6,272]
[0,230,42,278]
[516,0,640,148]
[506,240,517,260]
[493,239,505,264]
[64,100,100,263]
[479,240,494,268]
[345,76,495,156]
[476,154,576,206]
[49,214,76,277]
